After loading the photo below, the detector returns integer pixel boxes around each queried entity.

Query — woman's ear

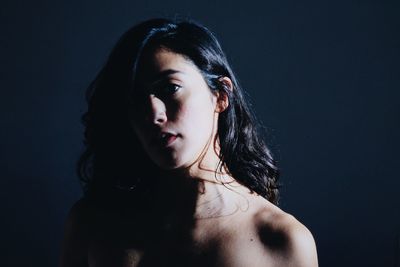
[215,77,233,113]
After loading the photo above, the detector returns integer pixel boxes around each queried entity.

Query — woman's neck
[193,179,251,220]
[157,166,250,222]
[156,137,252,221]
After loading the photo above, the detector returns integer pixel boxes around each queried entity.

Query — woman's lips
[161,133,178,147]
[153,132,179,147]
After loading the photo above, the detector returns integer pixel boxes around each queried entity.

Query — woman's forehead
[136,49,198,83]
[145,49,192,71]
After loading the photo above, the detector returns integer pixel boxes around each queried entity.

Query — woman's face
[131,48,220,170]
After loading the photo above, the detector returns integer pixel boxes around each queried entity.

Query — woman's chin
[152,156,185,170]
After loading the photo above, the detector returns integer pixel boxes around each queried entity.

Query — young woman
[60,18,318,267]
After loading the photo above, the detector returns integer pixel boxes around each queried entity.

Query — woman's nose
[148,94,167,125]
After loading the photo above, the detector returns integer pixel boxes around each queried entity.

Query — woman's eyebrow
[152,69,184,81]
[144,69,184,89]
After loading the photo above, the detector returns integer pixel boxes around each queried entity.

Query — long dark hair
[78,18,280,205]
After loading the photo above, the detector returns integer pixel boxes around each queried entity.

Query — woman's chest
[86,220,268,267]
[87,236,223,267]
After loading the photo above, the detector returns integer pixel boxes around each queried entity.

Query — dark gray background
[1,0,399,266]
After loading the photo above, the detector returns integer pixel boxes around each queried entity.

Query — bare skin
[60,49,318,267]
[60,181,318,267]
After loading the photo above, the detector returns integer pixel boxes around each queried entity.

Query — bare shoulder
[252,200,318,267]
[59,198,91,267]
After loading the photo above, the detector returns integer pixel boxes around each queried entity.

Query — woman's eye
[159,83,181,96]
